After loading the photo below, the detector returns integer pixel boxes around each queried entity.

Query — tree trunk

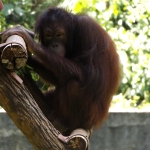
[0,63,66,150]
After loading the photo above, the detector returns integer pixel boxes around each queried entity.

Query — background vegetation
[1,0,150,110]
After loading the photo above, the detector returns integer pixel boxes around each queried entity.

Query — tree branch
[0,35,89,150]
[0,63,66,150]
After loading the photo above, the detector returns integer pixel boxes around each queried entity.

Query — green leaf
[14,7,24,16]
[2,4,14,16]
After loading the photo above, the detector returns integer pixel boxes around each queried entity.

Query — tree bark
[0,63,66,150]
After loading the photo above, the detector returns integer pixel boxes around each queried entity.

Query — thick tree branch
[0,63,66,150]
[0,35,89,150]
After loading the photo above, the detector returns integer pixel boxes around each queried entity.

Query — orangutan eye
[45,32,52,38]
[56,32,63,38]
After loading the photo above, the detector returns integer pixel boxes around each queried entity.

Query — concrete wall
[0,112,150,150]
[90,112,150,150]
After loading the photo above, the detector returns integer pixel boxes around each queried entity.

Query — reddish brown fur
[32,8,121,131]
[3,7,121,134]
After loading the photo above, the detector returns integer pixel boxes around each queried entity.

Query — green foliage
[1,0,150,107]
[62,0,150,107]
[0,12,6,31]
[1,0,63,29]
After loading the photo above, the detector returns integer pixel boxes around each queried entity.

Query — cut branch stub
[1,35,28,70]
